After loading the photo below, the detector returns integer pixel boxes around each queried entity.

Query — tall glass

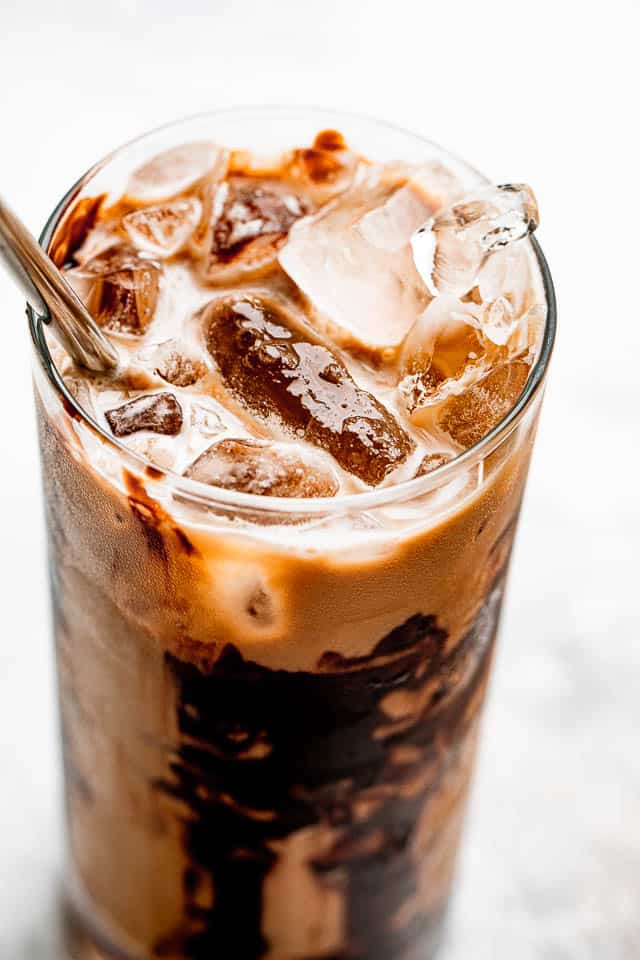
[31,109,555,960]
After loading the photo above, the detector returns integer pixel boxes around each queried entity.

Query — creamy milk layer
[38,124,549,960]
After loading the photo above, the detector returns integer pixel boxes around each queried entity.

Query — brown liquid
[38,372,539,959]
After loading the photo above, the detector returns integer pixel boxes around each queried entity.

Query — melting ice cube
[279,166,438,356]
[125,142,228,203]
[398,295,497,427]
[122,198,202,258]
[204,294,414,485]
[185,438,339,498]
[411,183,539,299]
[436,360,531,448]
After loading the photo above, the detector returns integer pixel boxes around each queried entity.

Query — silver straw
[0,196,119,372]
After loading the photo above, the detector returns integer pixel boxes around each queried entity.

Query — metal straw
[0,196,119,372]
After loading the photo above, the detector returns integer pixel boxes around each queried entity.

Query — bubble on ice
[279,167,437,355]
[122,198,202,258]
[411,183,539,298]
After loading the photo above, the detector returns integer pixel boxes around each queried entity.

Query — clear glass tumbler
[31,108,556,960]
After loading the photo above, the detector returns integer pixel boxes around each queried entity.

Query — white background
[1,1,639,957]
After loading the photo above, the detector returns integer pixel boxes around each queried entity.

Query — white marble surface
[1,1,639,957]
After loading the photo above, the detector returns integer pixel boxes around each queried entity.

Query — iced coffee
[32,110,554,960]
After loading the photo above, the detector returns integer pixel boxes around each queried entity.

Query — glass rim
[29,105,557,517]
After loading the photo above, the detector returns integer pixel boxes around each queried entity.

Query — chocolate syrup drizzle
[154,579,505,959]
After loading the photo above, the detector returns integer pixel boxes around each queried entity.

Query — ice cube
[279,167,435,356]
[105,393,183,437]
[186,399,227,459]
[471,295,519,347]
[436,359,531,448]
[411,183,539,298]
[204,295,414,485]
[72,222,121,266]
[139,339,208,387]
[190,399,225,438]
[157,353,207,388]
[410,161,467,208]
[185,438,339,498]
[478,243,532,311]
[125,142,228,203]
[76,248,161,336]
[398,295,497,427]
[125,433,179,472]
[122,198,202,258]
[415,452,453,476]
[200,177,308,285]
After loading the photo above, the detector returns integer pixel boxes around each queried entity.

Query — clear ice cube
[125,142,228,203]
[278,166,436,355]
[122,198,202,258]
[437,359,531,448]
[398,295,497,427]
[473,242,537,346]
[105,393,183,437]
[185,438,339,498]
[204,295,414,485]
[472,294,523,348]
[411,183,539,298]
